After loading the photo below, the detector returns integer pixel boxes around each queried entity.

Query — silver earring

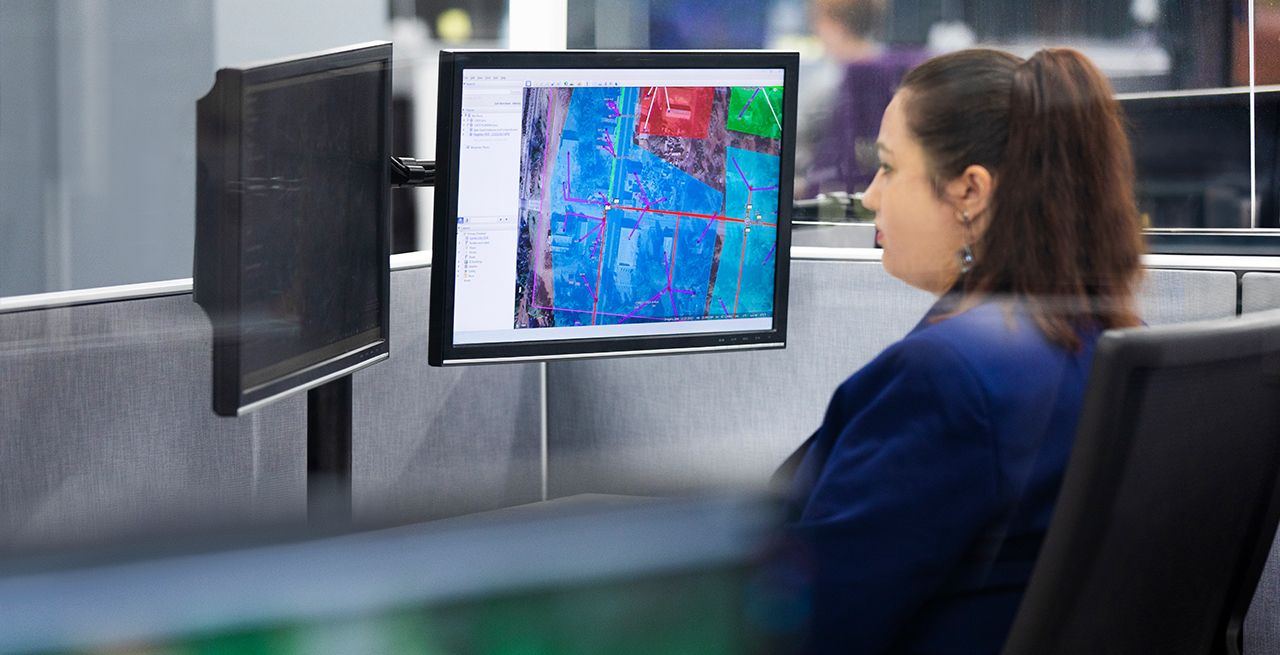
[959,210,974,273]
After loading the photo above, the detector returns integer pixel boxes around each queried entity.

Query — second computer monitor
[429,51,798,365]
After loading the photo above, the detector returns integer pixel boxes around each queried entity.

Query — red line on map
[591,212,608,325]
[669,217,681,315]
[733,227,747,316]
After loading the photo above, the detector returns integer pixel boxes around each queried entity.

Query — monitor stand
[304,155,435,526]
[303,154,435,527]
[307,375,352,524]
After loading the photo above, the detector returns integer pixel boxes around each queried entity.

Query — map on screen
[513,84,783,329]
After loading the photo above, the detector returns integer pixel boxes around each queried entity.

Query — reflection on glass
[623,0,1240,209]
[1123,89,1274,229]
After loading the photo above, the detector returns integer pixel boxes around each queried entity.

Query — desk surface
[0,493,780,653]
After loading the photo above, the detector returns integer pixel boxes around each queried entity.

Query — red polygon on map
[635,86,714,139]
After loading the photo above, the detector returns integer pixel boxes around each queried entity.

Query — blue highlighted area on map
[514,84,784,328]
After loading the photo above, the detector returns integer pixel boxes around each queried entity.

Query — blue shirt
[785,298,1102,654]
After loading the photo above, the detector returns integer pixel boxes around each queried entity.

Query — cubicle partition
[351,258,543,524]
[0,291,306,550]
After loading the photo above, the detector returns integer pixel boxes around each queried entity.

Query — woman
[780,48,1145,652]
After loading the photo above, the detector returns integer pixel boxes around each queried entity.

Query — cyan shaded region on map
[514,85,783,328]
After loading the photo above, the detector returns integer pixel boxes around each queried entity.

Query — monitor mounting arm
[390,156,435,187]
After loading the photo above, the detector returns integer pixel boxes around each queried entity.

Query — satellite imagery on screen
[514,84,783,329]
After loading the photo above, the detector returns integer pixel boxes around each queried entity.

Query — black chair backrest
[1003,310,1280,655]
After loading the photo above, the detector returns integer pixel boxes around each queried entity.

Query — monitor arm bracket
[390,156,435,187]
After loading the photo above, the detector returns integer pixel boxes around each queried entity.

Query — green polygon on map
[726,86,783,139]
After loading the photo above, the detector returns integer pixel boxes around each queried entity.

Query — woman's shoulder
[857,302,1070,385]
[908,300,1062,357]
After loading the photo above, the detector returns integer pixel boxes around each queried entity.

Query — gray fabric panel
[546,260,934,497]
[0,294,306,551]
[546,264,1241,498]
[1138,268,1238,325]
[1242,272,1280,314]
[1242,274,1280,655]
[352,266,543,524]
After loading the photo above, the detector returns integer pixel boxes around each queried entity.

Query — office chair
[1002,310,1280,655]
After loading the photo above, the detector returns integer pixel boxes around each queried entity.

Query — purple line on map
[627,172,667,239]
[601,129,617,158]
[718,298,730,315]
[763,242,777,265]
[620,288,668,322]
[696,215,716,244]
[731,156,750,189]
[738,88,761,119]
[580,273,596,300]
[533,304,664,321]
[575,222,605,243]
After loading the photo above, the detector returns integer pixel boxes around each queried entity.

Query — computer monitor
[194,42,391,415]
[1121,87,1280,229]
[428,50,798,365]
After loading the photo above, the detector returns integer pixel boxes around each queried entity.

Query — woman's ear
[944,165,994,223]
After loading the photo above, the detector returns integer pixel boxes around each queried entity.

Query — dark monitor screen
[195,42,391,415]
[1122,87,1280,229]
[428,51,797,365]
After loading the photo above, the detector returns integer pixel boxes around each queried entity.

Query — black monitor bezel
[195,41,392,416]
[428,50,797,366]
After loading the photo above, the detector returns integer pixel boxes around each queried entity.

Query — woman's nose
[861,173,881,213]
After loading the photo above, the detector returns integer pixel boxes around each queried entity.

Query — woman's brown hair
[898,48,1145,350]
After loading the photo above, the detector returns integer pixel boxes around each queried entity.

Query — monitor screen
[195,42,391,415]
[429,51,797,365]
[1122,87,1280,229]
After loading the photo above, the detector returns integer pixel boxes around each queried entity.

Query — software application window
[453,67,785,345]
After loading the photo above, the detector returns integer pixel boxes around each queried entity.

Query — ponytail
[900,48,1144,350]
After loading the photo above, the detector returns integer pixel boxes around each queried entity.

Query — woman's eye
[877,162,892,173]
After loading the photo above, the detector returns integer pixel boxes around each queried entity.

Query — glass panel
[579,0,1249,239]
[0,0,506,298]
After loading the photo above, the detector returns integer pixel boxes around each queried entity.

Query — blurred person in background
[797,0,926,200]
